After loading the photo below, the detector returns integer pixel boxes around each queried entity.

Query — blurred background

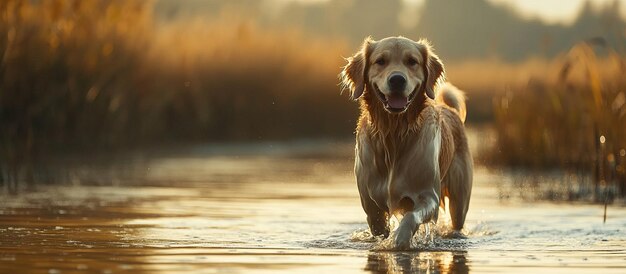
[1,0,625,200]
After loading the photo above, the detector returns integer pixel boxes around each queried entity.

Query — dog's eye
[407,58,418,66]
[375,58,386,66]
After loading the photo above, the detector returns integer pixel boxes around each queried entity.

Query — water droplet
[424,222,431,243]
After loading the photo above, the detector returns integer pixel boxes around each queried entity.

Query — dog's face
[340,36,444,113]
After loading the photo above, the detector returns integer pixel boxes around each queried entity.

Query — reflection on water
[365,251,469,274]
[1,141,625,273]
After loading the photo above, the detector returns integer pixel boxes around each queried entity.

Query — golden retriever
[340,36,473,249]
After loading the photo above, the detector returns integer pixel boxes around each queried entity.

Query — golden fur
[340,36,473,249]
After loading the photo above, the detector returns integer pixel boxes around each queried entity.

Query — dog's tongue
[387,95,408,109]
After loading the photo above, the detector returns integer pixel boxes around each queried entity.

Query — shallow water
[1,141,625,273]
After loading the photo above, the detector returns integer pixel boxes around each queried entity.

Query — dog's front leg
[392,116,443,249]
[394,211,420,249]
[362,197,389,238]
[393,193,439,249]
[357,177,389,238]
[356,139,390,238]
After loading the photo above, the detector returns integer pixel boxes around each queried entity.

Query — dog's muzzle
[376,72,410,112]
[388,72,407,94]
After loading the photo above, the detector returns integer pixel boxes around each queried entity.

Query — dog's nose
[388,73,407,93]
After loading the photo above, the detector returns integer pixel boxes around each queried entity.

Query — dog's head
[340,36,445,113]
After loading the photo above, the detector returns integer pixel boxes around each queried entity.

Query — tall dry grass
[489,40,626,199]
[444,58,561,122]
[0,0,352,191]
[1,0,154,191]
[2,0,625,199]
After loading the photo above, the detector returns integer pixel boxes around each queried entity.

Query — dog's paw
[393,227,413,250]
[445,230,467,239]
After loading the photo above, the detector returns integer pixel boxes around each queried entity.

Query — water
[1,141,625,273]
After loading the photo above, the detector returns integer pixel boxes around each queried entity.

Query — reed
[0,0,351,191]
[2,1,624,199]
[489,39,626,199]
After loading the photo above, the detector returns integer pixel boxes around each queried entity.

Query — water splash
[371,219,439,251]
[350,229,377,243]
[350,216,497,251]
[425,222,433,243]
[411,221,436,249]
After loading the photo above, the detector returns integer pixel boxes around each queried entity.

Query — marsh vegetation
[1,0,625,198]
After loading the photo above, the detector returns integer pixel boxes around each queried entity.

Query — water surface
[1,141,625,273]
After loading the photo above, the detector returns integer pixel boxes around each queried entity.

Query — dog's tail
[436,82,467,123]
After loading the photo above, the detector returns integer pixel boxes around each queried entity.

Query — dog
[339,36,473,249]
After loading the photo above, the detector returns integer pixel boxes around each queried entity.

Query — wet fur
[340,37,473,249]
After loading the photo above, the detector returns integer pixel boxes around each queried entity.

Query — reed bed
[490,40,626,200]
[0,0,351,191]
[1,0,624,200]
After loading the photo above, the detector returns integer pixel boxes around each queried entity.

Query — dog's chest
[356,133,421,206]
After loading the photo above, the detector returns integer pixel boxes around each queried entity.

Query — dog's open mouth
[374,85,414,113]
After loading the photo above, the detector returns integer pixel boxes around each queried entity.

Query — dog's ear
[419,40,445,100]
[340,37,373,101]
